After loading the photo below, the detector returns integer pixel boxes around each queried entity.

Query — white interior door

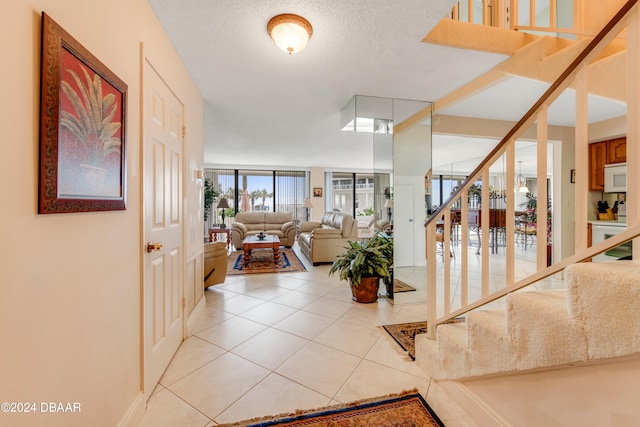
[143,59,184,396]
[394,184,415,267]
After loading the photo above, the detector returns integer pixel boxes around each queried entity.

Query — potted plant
[203,178,219,223]
[329,234,393,303]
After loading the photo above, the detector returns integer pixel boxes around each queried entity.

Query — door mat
[383,319,464,360]
[394,279,417,293]
[227,248,306,275]
[216,389,444,427]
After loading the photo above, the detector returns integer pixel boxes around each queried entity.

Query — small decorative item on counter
[256,232,267,240]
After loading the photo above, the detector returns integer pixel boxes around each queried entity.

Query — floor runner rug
[227,248,306,275]
[394,279,417,293]
[383,319,464,360]
[216,389,444,427]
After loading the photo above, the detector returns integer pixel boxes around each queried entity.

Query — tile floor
[139,245,477,427]
[139,243,640,427]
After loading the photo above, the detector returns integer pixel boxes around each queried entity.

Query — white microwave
[604,163,626,193]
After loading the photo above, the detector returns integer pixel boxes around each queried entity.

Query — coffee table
[242,235,280,267]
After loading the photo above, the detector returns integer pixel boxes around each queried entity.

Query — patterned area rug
[394,279,416,293]
[216,389,444,427]
[227,248,306,275]
[383,319,464,360]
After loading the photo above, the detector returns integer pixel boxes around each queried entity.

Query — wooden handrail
[426,0,638,229]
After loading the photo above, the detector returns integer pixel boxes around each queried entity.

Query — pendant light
[516,161,529,193]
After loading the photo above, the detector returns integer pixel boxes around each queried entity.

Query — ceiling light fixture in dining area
[267,14,313,55]
[516,161,529,193]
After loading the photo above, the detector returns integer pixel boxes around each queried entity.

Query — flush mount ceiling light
[267,14,313,55]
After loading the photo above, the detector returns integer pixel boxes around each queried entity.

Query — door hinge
[182,126,186,140]
[182,297,186,310]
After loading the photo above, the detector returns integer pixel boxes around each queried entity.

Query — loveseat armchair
[204,241,228,288]
[231,212,296,250]
[298,211,358,265]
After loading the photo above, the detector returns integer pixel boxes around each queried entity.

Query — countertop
[588,220,626,227]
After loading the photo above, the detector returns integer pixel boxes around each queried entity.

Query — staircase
[417,261,640,380]
[415,0,640,382]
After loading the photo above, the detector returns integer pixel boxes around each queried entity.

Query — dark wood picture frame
[313,187,323,197]
[39,12,127,214]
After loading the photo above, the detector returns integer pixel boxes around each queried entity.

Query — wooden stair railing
[425,0,639,339]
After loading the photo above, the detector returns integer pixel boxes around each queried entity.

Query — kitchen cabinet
[607,137,626,164]
[589,137,626,191]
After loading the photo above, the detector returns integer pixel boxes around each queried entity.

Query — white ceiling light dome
[267,14,313,55]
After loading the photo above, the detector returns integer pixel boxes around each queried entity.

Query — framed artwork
[313,187,323,197]
[570,169,576,184]
[39,13,127,214]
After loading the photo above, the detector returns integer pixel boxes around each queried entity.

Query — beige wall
[0,1,203,426]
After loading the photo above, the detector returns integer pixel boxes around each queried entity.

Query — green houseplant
[329,234,393,303]
[203,178,219,222]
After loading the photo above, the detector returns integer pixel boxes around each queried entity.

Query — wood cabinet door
[589,142,607,191]
[607,137,626,164]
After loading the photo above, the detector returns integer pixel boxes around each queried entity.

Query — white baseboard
[186,296,206,336]
[117,391,145,427]
[437,381,512,427]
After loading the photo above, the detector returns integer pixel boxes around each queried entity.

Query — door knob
[146,242,163,253]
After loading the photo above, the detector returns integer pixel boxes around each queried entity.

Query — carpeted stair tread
[508,289,587,370]
[415,333,442,379]
[418,262,640,380]
[468,309,516,377]
[437,322,470,378]
[566,261,640,359]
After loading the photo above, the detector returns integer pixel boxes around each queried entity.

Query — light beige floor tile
[272,310,334,340]
[215,280,268,294]
[323,286,355,302]
[217,294,267,315]
[334,359,427,403]
[271,276,313,290]
[196,316,266,350]
[313,318,382,358]
[239,301,298,326]
[270,290,320,309]
[364,333,429,379]
[139,388,210,427]
[302,297,354,319]
[245,285,292,300]
[338,302,400,327]
[275,341,361,397]
[231,328,309,370]
[214,373,331,424]
[296,281,341,296]
[167,352,269,420]
[159,336,226,386]
[192,306,235,334]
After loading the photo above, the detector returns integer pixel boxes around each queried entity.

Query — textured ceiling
[147,0,507,169]
[147,0,626,172]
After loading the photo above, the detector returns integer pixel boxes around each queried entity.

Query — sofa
[358,216,391,238]
[231,212,296,250]
[204,242,228,288]
[298,211,358,265]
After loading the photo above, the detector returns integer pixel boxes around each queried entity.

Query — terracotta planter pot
[350,276,380,303]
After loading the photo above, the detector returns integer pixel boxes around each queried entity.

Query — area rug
[383,319,464,360]
[227,248,306,275]
[216,389,444,427]
[394,279,417,293]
